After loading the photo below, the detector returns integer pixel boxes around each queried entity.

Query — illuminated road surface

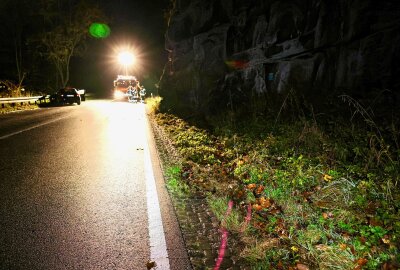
[0,101,190,269]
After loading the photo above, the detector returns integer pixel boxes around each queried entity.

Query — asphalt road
[0,101,191,269]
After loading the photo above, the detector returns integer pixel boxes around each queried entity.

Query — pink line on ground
[214,228,229,270]
[213,200,234,270]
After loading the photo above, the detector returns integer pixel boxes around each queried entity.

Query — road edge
[144,109,193,270]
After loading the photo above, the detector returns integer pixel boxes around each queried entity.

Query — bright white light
[114,90,125,99]
[118,51,135,66]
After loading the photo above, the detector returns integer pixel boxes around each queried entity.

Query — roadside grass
[165,165,189,196]
[145,96,163,114]
[0,103,39,114]
[207,196,245,233]
[153,111,400,269]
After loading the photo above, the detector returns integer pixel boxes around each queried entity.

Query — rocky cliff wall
[159,0,400,118]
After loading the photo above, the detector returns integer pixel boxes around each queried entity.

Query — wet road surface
[0,101,191,269]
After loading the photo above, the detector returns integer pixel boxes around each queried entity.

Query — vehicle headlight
[114,91,125,99]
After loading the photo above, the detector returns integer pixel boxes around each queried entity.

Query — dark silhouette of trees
[0,0,106,91]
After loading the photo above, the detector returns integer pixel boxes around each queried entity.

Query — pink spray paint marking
[226,200,233,215]
[214,228,228,270]
[213,200,233,270]
[213,200,253,270]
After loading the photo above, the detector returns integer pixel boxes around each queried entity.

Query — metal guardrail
[0,96,51,108]
[0,96,44,104]
[0,93,91,107]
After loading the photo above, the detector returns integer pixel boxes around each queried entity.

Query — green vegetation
[0,103,39,114]
[153,98,400,269]
[165,165,189,196]
[145,96,163,114]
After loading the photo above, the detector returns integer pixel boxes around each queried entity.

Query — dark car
[50,88,81,105]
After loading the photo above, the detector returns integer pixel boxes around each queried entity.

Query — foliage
[154,108,400,269]
[165,165,188,195]
[145,96,163,114]
[0,80,23,97]
[0,103,39,114]
[32,0,105,89]
[0,0,107,91]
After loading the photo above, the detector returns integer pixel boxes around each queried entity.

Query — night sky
[70,0,169,96]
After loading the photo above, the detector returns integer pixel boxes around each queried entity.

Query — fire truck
[113,75,138,101]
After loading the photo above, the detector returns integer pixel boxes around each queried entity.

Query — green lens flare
[89,23,111,38]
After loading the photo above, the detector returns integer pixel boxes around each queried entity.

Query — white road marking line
[0,116,69,140]
[144,113,170,269]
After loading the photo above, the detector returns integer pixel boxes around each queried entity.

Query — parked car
[50,88,81,105]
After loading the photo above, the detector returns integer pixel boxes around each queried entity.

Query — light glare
[118,52,135,66]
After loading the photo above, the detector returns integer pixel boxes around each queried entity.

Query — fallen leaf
[339,243,347,250]
[247,183,256,190]
[252,204,262,211]
[342,233,351,241]
[235,190,244,199]
[259,197,271,208]
[256,185,265,195]
[323,174,333,181]
[382,237,390,244]
[296,263,310,270]
[356,258,368,266]
[146,260,156,269]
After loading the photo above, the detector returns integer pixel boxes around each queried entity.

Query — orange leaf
[235,190,244,199]
[296,263,310,270]
[339,243,347,250]
[252,204,262,211]
[256,185,265,195]
[356,258,368,266]
[259,197,272,208]
[247,183,256,190]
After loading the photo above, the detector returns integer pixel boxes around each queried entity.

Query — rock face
[159,0,400,118]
